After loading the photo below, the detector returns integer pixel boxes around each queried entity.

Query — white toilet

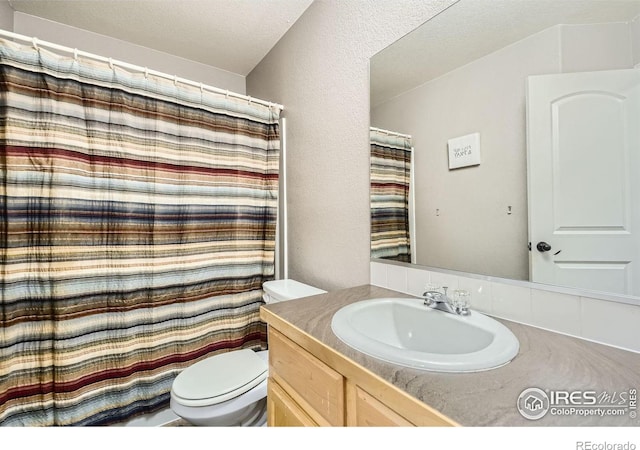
[169,279,326,426]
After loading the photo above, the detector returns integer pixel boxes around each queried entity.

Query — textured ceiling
[6,0,314,75]
[371,0,640,107]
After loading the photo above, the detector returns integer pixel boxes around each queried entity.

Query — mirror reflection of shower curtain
[370,128,413,263]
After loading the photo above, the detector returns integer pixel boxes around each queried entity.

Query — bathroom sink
[331,297,519,372]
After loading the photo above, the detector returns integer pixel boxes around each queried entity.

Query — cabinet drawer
[267,378,318,427]
[268,328,345,426]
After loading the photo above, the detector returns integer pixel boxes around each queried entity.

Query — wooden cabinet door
[269,328,345,426]
[267,378,318,427]
[351,386,414,426]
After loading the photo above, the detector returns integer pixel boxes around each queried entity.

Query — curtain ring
[173,75,178,86]
[144,67,148,79]
[225,90,229,99]
[108,58,114,69]
[200,83,204,93]
[73,48,78,61]
[247,96,252,105]
[32,37,38,50]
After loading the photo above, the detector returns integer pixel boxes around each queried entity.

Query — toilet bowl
[169,279,326,426]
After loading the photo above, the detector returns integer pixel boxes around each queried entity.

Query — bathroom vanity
[260,285,640,427]
[264,314,454,426]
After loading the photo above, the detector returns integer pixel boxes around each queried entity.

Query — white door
[527,69,640,296]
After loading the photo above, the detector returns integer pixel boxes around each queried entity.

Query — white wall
[371,22,634,281]
[247,0,457,291]
[12,12,245,94]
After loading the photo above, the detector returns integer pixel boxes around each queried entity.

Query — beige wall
[371,22,633,281]
[633,15,640,66]
[247,0,456,291]
[12,12,245,94]
[560,23,633,72]
[0,1,13,31]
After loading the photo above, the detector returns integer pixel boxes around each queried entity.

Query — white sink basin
[331,297,519,373]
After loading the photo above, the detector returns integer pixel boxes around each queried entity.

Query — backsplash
[371,261,640,354]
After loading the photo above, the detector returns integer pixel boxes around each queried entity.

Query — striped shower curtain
[370,128,412,263]
[0,38,280,426]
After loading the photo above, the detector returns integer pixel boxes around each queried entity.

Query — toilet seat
[171,349,267,407]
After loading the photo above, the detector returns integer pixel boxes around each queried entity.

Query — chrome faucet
[422,286,470,316]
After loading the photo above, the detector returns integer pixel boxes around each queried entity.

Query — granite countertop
[261,284,640,426]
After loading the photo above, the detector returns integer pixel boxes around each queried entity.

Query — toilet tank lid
[263,279,326,301]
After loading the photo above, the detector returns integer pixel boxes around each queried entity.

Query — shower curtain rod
[370,126,411,139]
[0,29,284,111]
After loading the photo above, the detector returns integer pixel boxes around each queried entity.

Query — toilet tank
[262,279,326,304]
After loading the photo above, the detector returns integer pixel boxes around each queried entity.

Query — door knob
[536,241,552,252]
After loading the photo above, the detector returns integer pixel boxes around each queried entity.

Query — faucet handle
[422,290,442,306]
[452,289,471,316]
[422,290,440,298]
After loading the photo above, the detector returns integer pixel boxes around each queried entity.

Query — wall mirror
[370,0,640,303]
